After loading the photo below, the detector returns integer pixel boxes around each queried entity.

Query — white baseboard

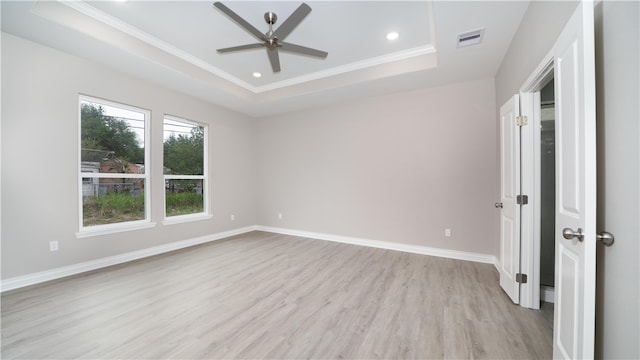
[493,260,501,274]
[255,225,497,265]
[541,285,555,303]
[2,224,498,293]
[0,225,257,293]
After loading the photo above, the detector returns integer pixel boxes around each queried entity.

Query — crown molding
[57,0,258,91]
[256,45,437,92]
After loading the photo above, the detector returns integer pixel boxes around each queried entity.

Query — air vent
[457,28,485,48]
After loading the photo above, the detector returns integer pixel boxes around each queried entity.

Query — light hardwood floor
[1,231,553,359]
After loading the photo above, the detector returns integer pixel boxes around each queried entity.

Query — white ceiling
[1,1,529,117]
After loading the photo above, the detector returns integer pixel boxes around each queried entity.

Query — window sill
[162,213,213,226]
[76,221,156,238]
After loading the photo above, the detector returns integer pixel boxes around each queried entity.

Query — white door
[552,1,596,359]
[499,95,521,304]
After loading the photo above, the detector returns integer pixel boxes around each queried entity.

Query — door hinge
[516,273,528,284]
[516,194,528,205]
[516,115,528,127]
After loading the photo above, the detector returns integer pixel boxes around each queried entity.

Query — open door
[499,95,521,304]
[552,1,596,358]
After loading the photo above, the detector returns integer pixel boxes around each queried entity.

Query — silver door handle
[597,231,614,246]
[562,227,584,242]
[495,202,503,208]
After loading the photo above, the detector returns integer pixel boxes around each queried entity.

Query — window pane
[165,179,204,217]
[81,100,146,173]
[163,118,204,176]
[82,178,146,226]
[79,96,150,231]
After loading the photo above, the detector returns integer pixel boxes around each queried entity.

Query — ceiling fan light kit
[213,2,328,73]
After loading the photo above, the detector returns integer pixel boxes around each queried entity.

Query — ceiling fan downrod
[265,11,278,48]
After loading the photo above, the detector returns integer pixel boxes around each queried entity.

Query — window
[163,115,207,219]
[79,96,151,233]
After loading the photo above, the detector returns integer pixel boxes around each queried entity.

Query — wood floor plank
[1,231,553,359]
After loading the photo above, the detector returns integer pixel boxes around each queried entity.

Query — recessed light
[386,32,399,41]
[252,72,262,78]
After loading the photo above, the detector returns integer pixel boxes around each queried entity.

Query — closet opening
[539,78,556,303]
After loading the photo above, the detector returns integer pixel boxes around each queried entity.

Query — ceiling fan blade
[272,3,311,41]
[213,2,265,41]
[217,43,265,53]
[267,47,281,73]
[279,42,328,58]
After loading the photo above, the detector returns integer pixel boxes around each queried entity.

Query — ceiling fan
[213,2,328,73]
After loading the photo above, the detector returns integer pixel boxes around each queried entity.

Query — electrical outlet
[278,212,283,220]
[445,228,452,237]
[50,240,59,252]
[230,214,235,221]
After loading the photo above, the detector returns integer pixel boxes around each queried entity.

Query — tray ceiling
[1,1,529,116]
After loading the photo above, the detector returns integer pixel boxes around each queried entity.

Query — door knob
[562,227,584,242]
[495,202,503,208]
[597,231,614,246]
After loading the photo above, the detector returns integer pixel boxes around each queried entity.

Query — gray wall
[1,33,257,279]
[496,1,640,357]
[257,79,498,256]
[594,1,639,358]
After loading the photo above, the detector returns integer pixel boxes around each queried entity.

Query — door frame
[518,56,554,310]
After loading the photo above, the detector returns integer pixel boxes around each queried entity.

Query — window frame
[76,95,154,237]
[162,114,210,224]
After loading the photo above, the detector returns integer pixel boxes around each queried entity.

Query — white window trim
[76,221,156,238]
[162,213,213,226]
[163,114,209,222]
[77,95,153,237]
